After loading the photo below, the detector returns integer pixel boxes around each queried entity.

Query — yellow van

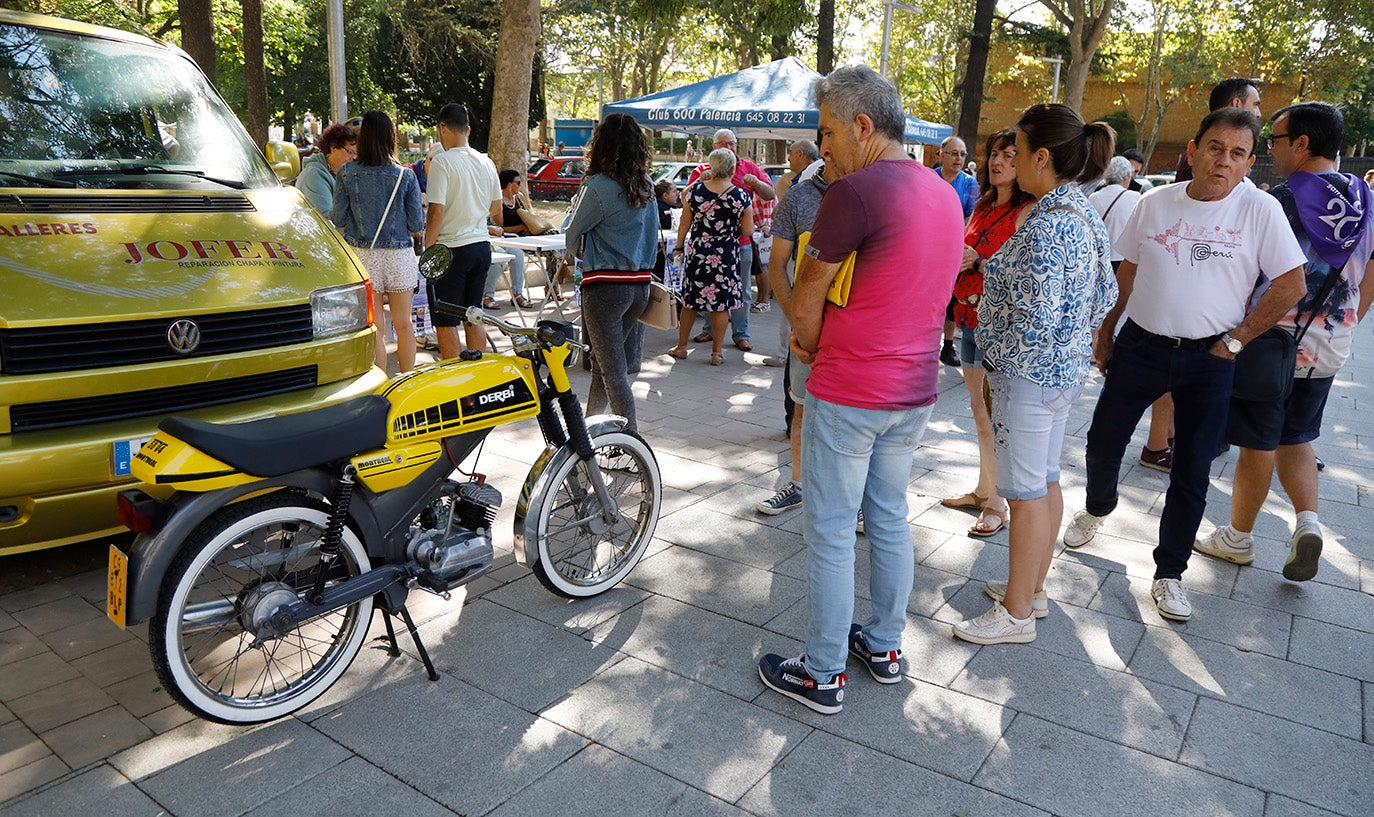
[0,11,387,555]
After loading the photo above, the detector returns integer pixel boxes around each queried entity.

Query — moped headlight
[311,282,370,338]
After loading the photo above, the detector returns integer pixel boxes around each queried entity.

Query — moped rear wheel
[150,492,373,724]
[531,431,661,598]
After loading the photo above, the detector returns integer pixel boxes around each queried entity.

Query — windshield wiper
[0,170,77,188]
[54,164,247,190]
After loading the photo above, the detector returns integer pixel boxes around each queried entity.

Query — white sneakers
[1150,578,1192,621]
[1195,520,1323,581]
[952,602,1037,644]
[1193,527,1255,565]
[1063,510,1105,548]
[983,581,1049,619]
[1283,521,1323,582]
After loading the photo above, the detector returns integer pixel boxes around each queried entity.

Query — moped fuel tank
[378,355,541,446]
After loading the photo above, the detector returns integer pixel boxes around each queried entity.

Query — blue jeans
[802,396,932,680]
[1083,321,1235,579]
[698,242,753,342]
[485,248,526,300]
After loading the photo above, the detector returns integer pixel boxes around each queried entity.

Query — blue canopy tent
[600,57,952,146]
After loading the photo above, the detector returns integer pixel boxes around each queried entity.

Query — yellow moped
[108,250,660,723]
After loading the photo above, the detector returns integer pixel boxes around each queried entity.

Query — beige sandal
[968,506,1007,538]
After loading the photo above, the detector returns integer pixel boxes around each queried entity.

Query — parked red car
[527,156,585,201]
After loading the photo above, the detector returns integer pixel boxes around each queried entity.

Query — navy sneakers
[847,624,905,684]
[757,653,846,715]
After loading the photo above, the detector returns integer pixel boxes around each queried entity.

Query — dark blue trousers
[1084,321,1236,579]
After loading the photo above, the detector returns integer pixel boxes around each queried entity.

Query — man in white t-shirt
[1195,101,1374,582]
[1062,107,1308,622]
[423,102,502,358]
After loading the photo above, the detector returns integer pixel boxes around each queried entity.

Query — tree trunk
[1037,0,1116,112]
[178,0,216,85]
[490,0,540,186]
[243,0,269,147]
[957,0,996,149]
[817,0,835,74]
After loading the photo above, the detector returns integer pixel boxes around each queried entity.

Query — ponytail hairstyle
[586,113,653,209]
[1016,103,1115,185]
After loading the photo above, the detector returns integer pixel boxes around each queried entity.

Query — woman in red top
[942,128,1034,536]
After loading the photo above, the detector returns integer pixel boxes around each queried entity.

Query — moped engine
[406,481,502,592]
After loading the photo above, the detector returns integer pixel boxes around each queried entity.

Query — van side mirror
[265,140,300,181]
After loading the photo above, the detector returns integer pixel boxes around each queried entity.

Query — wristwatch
[1222,333,1243,355]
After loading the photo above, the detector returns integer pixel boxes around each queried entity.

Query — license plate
[112,436,153,477]
[107,544,128,628]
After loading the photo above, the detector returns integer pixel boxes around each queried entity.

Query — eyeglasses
[942,150,967,157]
[1266,133,1292,150]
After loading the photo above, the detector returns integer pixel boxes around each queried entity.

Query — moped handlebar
[464,306,589,352]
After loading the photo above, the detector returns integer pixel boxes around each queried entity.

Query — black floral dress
[682,181,750,313]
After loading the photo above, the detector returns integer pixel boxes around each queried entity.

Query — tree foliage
[371,0,543,149]
[1102,0,1228,164]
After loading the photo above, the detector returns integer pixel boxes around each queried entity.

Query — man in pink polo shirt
[757,65,964,714]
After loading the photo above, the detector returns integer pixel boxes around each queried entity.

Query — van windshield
[0,23,278,190]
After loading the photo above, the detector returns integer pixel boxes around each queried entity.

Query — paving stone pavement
[1,299,1371,816]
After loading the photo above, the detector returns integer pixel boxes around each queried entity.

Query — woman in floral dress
[668,148,754,365]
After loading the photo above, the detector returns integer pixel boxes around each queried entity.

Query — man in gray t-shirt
[755,159,828,516]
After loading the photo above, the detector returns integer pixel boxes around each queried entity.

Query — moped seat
[160,395,391,478]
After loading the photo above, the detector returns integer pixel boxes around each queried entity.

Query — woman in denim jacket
[563,114,660,433]
[333,110,425,373]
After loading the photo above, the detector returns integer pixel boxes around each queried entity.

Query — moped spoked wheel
[531,431,661,598]
[149,492,373,724]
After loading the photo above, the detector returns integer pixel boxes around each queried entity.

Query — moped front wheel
[149,492,373,724]
[531,431,661,598]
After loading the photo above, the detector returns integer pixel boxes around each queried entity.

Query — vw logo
[166,319,202,354]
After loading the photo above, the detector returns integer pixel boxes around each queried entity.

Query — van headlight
[311,282,370,338]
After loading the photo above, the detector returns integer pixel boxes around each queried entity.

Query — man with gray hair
[1088,156,1142,269]
[775,138,820,200]
[757,65,964,714]
[685,128,775,351]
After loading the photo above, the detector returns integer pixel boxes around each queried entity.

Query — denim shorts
[988,371,1084,500]
[959,328,984,368]
[1226,375,1333,451]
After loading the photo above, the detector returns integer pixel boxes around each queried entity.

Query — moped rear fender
[512,414,627,568]
[120,432,488,626]
[119,471,340,626]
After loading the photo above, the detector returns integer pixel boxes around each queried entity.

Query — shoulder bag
[1231,268,1340,402]
[514,193,557,235]
[639,280,681,330]
[369,164,404,251]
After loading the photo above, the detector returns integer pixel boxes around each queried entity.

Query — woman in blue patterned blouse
[953,104,1119,646]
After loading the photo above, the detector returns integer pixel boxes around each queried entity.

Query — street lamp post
[1037,56,1063,104]
[327,0,346,123]
[879,0,921,78]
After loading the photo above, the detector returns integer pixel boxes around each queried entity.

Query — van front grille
[0,305,314,375]
[0,193,255,213]
[8,367,319,433]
